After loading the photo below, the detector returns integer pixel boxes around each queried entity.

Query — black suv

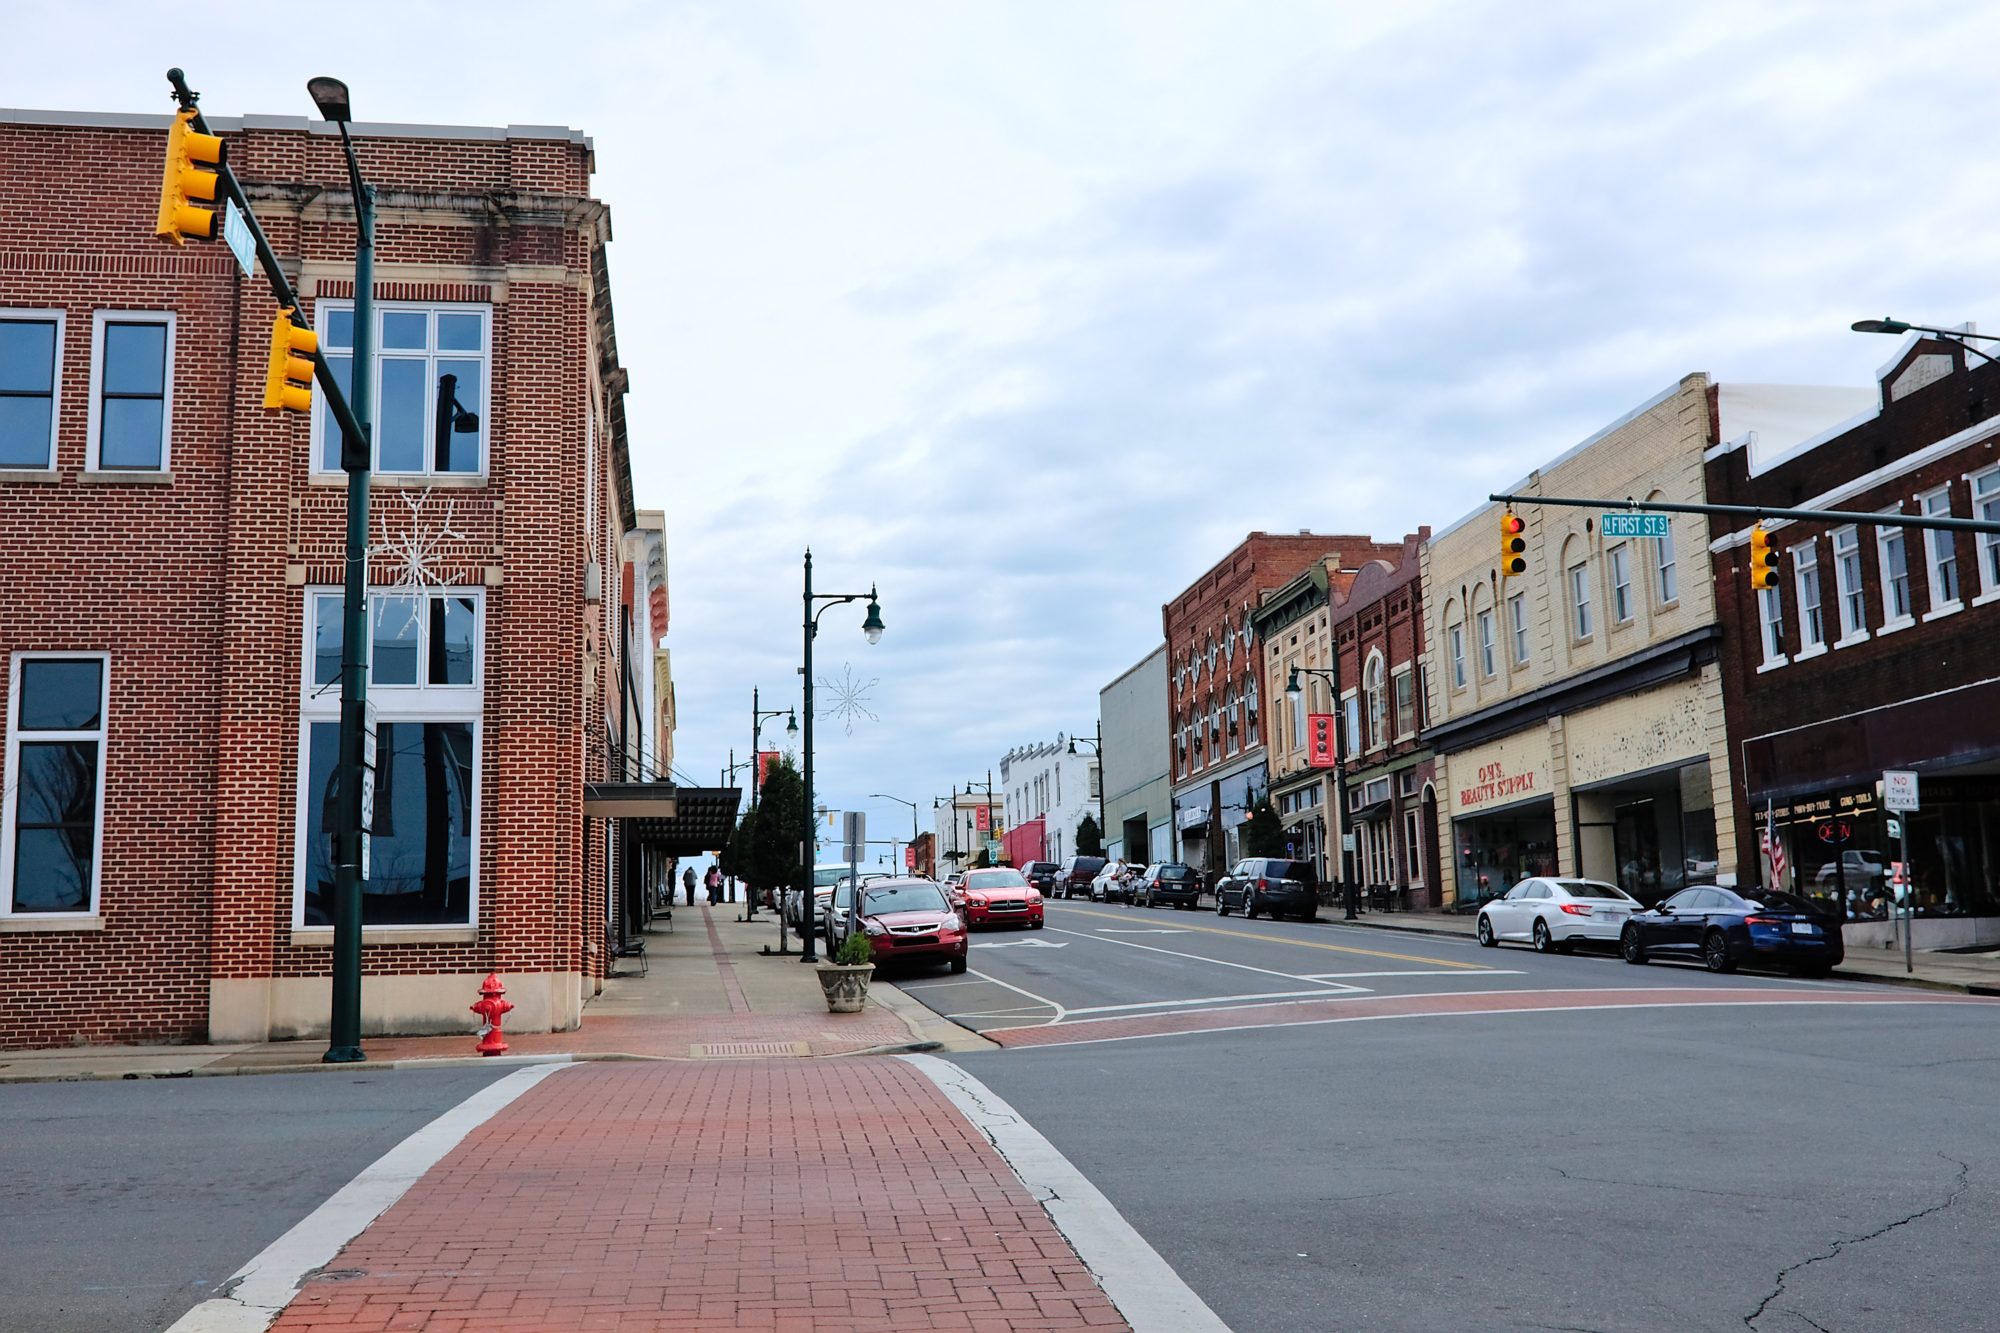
[1134,863,1202,909]
[1216,858,1319,921]
[1022,862,1060,895]
[1057,855,1107,899]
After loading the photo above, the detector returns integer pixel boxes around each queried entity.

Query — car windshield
[1738,891,1817,914]
[1555,879,1635,902]
[863,884,948,914]
[967,870,1027,889]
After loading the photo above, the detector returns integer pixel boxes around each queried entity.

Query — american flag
[1761,803,1787,888]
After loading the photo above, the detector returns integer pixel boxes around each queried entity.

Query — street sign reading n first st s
[1601,513,1671,539]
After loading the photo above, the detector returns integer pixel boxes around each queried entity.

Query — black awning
[584,783,743,856]
[1348,798,1393,822]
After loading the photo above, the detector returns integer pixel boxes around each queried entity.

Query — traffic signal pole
[1489,492,2000,538]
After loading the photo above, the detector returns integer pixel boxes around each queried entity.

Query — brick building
[0,106,699,1049]
[1706,331,2000,948]
[1167,532,1402,878]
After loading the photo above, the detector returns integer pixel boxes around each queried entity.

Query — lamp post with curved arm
[1065,724,1105,859]
[870,793,920,874]
[799,549,884,964]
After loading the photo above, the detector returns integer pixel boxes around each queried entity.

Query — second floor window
[1476,610,1496,678]
[0,313,61,468]
[1608,544,1633,623]
[314,302,490,476]
[1655,531,1678,604]
[1879,524,1912,623]
[1831,526,1866,640]
[1920,486,1959,611]
[1568,563,1592,640]
[1758,586,1786,665]
[1449,624,1467,689]
[1794,543,1824,651]
[1509,592,1528,665]
[90,313,173,471]
[1975,467,2000,596]
[1394,668,1414,738]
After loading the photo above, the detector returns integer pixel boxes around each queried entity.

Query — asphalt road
[925,901,2000,1331]
[0,1066,512,1333]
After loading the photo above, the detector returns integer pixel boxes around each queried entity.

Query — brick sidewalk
[269,1059,1129,1332]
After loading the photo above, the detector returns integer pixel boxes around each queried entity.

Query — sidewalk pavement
[0,903,993,1084]
[1334,906,2000,993]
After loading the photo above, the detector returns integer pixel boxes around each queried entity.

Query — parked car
[1090,860,1139,902]
[1475,877,1639,953]
[1022,861,1061,895]
[1057,855,1107,899]
[1134,863,1202,909]
[785,883,836,936]
[959,867,1046,929]
[1620,885,1844,976]
[826,877,968,973]
[1214,858,1319,920]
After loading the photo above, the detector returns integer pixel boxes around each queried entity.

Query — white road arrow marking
[972,938,1069,949]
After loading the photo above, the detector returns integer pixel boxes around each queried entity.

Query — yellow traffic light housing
[1499,511,1527,577]
[264,309,317,413]
[156,108,224,245]
[1748,523,1779,590]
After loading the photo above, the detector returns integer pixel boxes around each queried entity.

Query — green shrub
[833,929,874,966]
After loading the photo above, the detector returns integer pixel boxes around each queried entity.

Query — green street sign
[1602,513,1671,539]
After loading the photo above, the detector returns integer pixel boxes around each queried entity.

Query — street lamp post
[1066,724,1106,858]
[799,549,884,964]
[1287,664,1356,920]
[1852,317,1998,365]
[309,75,375,1065]
[749,687,798,924]
[870,793,920,875]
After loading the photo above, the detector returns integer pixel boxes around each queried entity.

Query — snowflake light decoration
[818,662,879,735]
[370,489,464,632]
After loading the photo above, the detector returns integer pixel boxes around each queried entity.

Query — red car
[833,878,969,972]
[959,868,1045,930]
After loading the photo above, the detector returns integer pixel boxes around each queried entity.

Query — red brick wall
[0,112,616,1047]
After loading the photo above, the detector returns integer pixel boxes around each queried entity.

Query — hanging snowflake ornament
[370,489,464,632]
[818,662,879,735]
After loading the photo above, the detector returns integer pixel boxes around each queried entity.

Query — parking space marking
[1297,969,1528,980]
[962,968,1067,1024]
[1047,904,1490,968]
[1063,986,1368,1016]
[1047,925,1395,988]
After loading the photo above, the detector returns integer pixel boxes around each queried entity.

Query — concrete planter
[816,963,874,1013]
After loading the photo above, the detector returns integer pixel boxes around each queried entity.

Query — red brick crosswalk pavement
[270,1060,1130,1332]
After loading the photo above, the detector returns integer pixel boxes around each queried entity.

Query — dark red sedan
[832,878,969,972]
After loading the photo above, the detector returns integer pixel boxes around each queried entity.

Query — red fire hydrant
[470,973,513,1056]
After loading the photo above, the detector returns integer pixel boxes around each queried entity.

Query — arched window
[1225,687,1240,754]
[1366,651,1387,749]
[1244,675,1260,745]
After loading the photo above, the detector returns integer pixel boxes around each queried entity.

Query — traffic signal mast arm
[1488,491,2000,538]
[164,69,365,450]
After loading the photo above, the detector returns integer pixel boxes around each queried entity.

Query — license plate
[1791,922,1816,935]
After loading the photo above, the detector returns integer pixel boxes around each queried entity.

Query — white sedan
[1476,877,1640,953]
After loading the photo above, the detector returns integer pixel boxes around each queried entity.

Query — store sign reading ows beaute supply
[1458,760,1538,810]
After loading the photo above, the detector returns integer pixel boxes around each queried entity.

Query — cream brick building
[1422,374,1737,906]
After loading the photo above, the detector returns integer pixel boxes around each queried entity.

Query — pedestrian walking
[704,864,723,905]
[683,864,697,906]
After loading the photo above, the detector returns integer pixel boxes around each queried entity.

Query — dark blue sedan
[1620,885,1843,977]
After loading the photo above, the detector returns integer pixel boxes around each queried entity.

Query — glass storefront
[1572,761,1718,906]
[1450,799,1557,905]
[1768,777,2000,921]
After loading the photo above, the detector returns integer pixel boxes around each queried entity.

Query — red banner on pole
[975,805,991,833]
[1308,715,1336,769]
[904,846,916,869]
[758,751,781,783]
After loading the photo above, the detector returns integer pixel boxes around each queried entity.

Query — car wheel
[949,953,968,974]
[1245,897,1259,920]
[1532,919,1555,954]
[1621,923,1647,964]
[1477,914,1497,948]
[1217,896,1231,916]
[1703,929,1737,974]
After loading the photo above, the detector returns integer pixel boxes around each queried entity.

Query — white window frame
[1919,485,1961,620]
[295,587,485,931]
[1607,544,1633,624]
[1568,562,1592,641]
[1830,525,1868,645]
[1365,652,1387,750]
[1757,585,1788,670]
[85,310,174,473]
[2,651,111,918]
[1392,666,1415,740]
[0,308,66,472]
[1508,591,1528,666]
[1342,691,1361,756]
[1290,680,1306,751]
[1448,623,1467,690]
[1971,465,2000,605]
[1654,531,1678,605]
[1877,520,1914,632]
[309,300,493,479]
[1475,609,1496,679]
[1793,540,1826,658]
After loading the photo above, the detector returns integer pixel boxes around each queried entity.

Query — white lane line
[1297,969,1528,980]
[902,1054,1229,1333]
[165,1063,570,1333]
[1065,987,1366,1016]
[964,967,1069,1025]
[1046,925,1357,988]
[900,978,990,989]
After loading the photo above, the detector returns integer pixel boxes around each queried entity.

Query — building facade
[0,107,671,1048]
[1254,561,1341,880]
[1332,531,1440,909]
[1707,332,2000,947]
[1423,375,1747,907]
[1165,533,1402,879]
[999,739,1099,865]
[933,789,1004,869]
[1099,646,1171,865]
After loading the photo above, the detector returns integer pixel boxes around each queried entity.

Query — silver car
[1476,876,1639,953]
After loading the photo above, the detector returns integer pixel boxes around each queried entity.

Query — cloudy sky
[10,1,2000,864]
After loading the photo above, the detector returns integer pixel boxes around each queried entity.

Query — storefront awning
[1349,799,1392,822]
[583,783,742,856]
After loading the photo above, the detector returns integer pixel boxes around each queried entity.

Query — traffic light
[1748,523,1779,590]
[263,308,317,413]
[1499,511,1527,577]
[156,108,224,245]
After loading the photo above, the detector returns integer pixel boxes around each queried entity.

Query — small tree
[1075,813,1104,858]
[749,755,808,897]
[1241,796,1287,858]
